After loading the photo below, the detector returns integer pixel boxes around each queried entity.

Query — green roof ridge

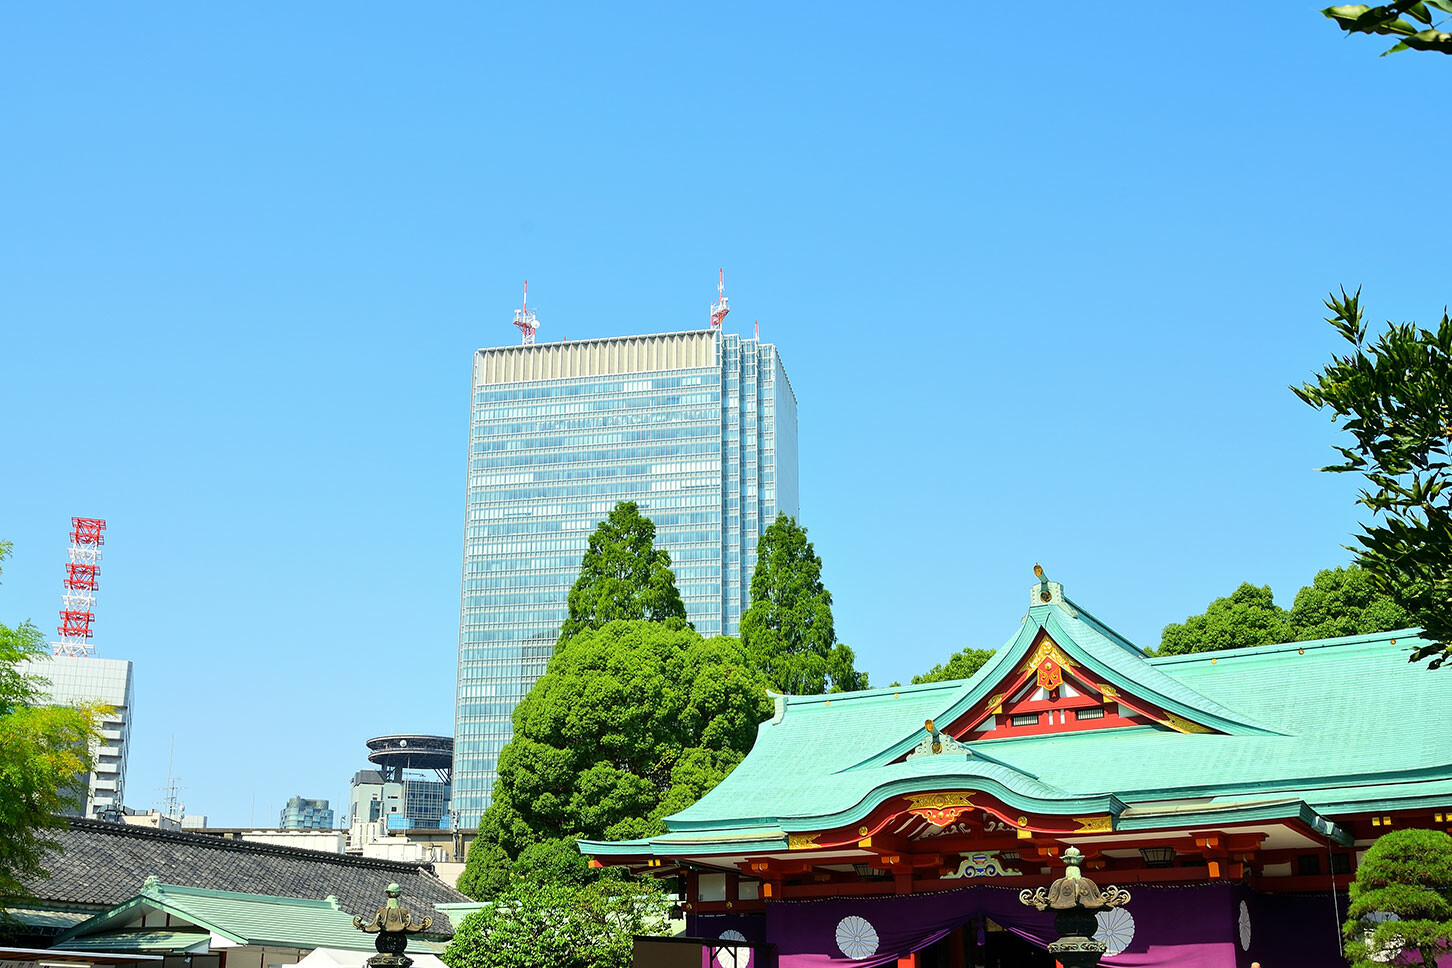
[1145,626,1425,666]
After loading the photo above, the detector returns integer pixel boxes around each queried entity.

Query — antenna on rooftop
[53,517,106,657]
[513,281,540,344]
[710,268,730,329]
[159,735,185,823]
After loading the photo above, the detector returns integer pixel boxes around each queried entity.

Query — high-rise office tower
[279,796,335,830]
[453,328,799,825]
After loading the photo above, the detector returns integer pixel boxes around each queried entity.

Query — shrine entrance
[914,918,1055,968]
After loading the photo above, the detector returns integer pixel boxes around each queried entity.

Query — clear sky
[1,5,1447,828]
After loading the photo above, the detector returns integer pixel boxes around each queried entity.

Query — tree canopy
[0,541,99,906]
[1294,290,1452,668]
[467,620,772,898]
[1158,583,1290,656]
[1342,828,1452,968]
[443,878,669,968]
[740,513,866,694]
[1322,2,1452,55]
[912,648,996,685]
[1157,566,1411,656]
[557,502,689,647]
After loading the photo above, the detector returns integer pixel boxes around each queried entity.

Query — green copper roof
[55,883,377,952]
[581,592,1449,860]
[56,930,212,953]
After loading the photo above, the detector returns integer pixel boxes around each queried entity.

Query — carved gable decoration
[927,632,1221,743]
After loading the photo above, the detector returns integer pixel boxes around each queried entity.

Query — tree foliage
[0,541,99,906]
[1322,2,1452,55]
[1343,828,1452,968]
[443,878,669,968]
[467,621,772,899]
[912,648,996,685]
[1287,565,1411,641]
[1294,290,1452,667]
[1157,566,1411,655]
[557,502,689,647]
[1158,583,1291,656]
[740,513,866,694]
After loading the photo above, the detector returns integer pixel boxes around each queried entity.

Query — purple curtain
[738,882,1342,968]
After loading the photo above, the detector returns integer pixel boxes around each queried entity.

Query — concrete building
[279,797,334,830]
[18,655,133,819]
[454,328,799,824]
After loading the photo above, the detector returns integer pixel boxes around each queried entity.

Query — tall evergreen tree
[1295,290,1452,668]
[558,502,689,647]
[465,621,771,899]
[740,514,866,694]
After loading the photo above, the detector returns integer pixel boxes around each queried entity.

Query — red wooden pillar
[947,925,966,968]
[896,954,918,968]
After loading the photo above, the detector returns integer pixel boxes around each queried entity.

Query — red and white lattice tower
[513,280,540,344]
[53,517,106,657]
[710,268,731,329]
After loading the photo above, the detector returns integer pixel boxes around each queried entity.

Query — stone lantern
[1018,846,1132,967]
[353,882,434,968]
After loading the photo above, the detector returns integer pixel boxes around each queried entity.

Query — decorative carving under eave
[943,850,1022,878]
[904,791,976,826]
[987,693,1006,714]
[787,832,820,850]
[1158,712,1214,734]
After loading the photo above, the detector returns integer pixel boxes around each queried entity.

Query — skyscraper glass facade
[453,329,799,825]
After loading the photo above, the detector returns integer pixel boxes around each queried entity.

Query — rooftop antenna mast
[53,517,106,657]
[159,735,184,823]
[710,268,730,329]
[513,280,540,345]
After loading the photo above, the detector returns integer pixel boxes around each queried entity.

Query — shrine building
[580,577,1450,968]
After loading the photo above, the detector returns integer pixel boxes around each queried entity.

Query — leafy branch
[1322,2,1452,55]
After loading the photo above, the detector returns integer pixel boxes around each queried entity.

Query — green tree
[1288,566,1412,641]
[0,541,99,907]
[1157,583,1290,656]
[443,878,669,968]
[1294,290,1452,668]
[457,837,597,902]
[912,648,996,685]
[455,840,512,902]
[467,621,772,899]
[557,503,689,647]
[1322,2,1452,55]
[740,513,866,694]
[1343,828,1452,968]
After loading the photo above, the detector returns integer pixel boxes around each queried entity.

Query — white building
[19,655,133,818]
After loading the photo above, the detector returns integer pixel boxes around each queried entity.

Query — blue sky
[2,5,1446,828]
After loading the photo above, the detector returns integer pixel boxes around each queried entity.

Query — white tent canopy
[295,948,446,968]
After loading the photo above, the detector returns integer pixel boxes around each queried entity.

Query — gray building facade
[19,655,133,819]
[453,329,799,825]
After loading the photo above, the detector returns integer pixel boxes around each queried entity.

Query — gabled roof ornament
[906,718,969,760]
[1032,564,1066,607]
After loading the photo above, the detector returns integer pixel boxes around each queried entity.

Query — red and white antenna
[513,281,540,345]
[53,517,106,657]
[710,268,730,329]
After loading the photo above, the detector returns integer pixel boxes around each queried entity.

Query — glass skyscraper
[452,329,799,825]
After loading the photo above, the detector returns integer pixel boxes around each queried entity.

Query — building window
[1010,714,1038,728]
[1297,854,1321,875]
[1074,707,1105,721]
[1331,853,1351,874]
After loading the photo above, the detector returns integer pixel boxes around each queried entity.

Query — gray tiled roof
[20,820,468,933]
